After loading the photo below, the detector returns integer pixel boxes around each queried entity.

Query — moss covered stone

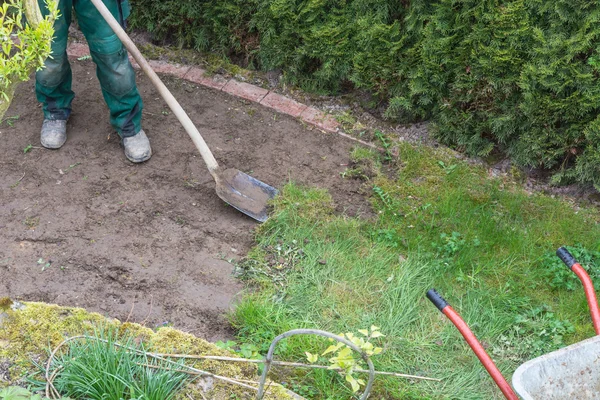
[0,301,296,399]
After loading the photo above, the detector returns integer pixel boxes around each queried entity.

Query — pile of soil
[0,60,372,341]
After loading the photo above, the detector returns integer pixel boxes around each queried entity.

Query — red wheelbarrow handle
[427,289,519,400]
[557,247,600,335]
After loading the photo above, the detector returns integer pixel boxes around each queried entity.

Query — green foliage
[542,244,600,291]
[215,339,261,360]
[0,387,69,400]
[409,0,600,189]
[29,330,190,400]
[232,145,600,398]
[305,326,385,393]
[0,0,57,119]
[494,304,575,362]
[130,0,600,187]
[129,0,257,57]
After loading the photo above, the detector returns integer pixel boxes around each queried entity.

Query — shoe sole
[40,138,67,149]
[125,148,152,163]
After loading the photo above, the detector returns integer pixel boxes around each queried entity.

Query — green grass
[232,141,600,399]
[29,330,190,400]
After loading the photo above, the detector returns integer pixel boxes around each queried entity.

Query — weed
[234,240,305,300]
[342,146,381,180]
[374,130,393,162]
[215,340,261,360]
[24,216,39,229]
[437,160,457,175]
[23,144,32,154]
[542,244,600,291]
[63,163,81,174]
[372,185,395,212]
[37,258,52,272]
[372,228,401,248]
[0,386,68,399]
[335,111,357,128]
[1,115,19,127]
[493,303,574,362]
[183,179,199,188]
[434,232,465,257]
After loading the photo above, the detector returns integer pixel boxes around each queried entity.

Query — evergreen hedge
[130,0,600,189]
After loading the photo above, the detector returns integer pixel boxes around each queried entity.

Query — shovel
[89,0,277,223]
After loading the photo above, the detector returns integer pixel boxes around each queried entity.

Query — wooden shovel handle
[89,0,220,177]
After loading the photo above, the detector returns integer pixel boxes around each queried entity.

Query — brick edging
[66,42,344,135]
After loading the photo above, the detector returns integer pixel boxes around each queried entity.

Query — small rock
[10,301,25,311]
[318,259,327,265]
[197,376,215,392]
[0,313,8,327]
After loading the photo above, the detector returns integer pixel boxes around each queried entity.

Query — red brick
[66,42,90,59]
[147,60,191,78]
[299,107,340,133]
[222,80,269,103]
[183,67,229,90]
[260,92,308,117]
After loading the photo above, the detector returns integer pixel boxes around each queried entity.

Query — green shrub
[129,0,258,57]
[129,0,600,188]
[0,0,57,119]
[406,0,600,189]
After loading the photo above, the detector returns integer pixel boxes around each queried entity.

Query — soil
[0,59,373,341]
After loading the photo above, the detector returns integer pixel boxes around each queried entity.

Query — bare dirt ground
[0,59,372,341]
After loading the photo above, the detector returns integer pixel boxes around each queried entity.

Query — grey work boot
[40,119,68,149]
[122,130,152,163]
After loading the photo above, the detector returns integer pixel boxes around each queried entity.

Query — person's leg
[36,0,73,149]
[74,0,150,162]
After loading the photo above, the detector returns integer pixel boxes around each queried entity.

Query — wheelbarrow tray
[512,334,600,399]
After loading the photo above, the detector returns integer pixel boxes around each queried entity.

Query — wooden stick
[149,353,441,382]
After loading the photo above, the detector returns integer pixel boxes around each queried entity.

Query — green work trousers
[36,0,142,137]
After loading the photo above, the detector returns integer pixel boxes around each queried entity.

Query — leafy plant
[215,340,261,360]
[437,161,457,175]
[1,114,19,126]
[374,130,393,162]
[305,326,385,393]
[494,304,575,362]
[0,387,32,400]
[0,386,70,400]
[0,0,58,119]
[434,232,465,258]
[372,185,395,212]
[542,244,600,291]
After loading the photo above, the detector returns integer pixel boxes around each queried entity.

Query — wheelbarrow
[427,247,600,399]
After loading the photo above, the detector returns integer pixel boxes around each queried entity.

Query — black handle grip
[427,289,449,311]
[557,247,577,269]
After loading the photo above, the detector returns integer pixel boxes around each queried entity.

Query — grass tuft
[29,329,190,400]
